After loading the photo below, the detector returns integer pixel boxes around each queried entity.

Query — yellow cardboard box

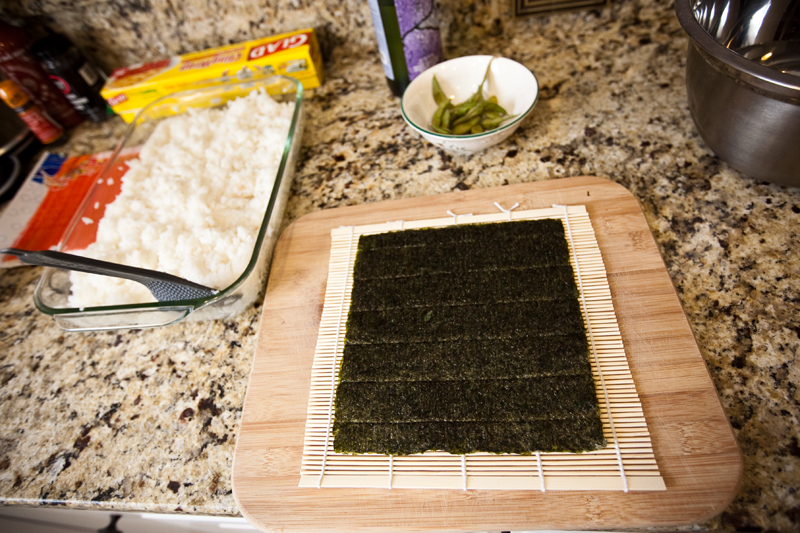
[101,28,323,122]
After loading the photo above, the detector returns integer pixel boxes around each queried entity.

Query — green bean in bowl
[401,55,539,155]
[429,61,517,135]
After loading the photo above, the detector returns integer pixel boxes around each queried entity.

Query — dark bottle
[31,33,112,122]
[0,19,84,129]
[367,0,443,96]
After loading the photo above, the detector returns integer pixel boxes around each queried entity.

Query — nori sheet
[332,219,606,455]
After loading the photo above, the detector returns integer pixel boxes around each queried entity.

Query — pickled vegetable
[428,58,517,136]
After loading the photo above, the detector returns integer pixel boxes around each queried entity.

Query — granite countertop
[1,0,799,530]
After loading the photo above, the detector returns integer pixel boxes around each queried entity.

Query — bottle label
[48,74,92,112]
[395,0,442,80]
[49,74,71,95]
[18,107,64,144]
[367,0,395,81]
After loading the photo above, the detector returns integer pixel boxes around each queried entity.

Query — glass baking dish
[33,75,304,331]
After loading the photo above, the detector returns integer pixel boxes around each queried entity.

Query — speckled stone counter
[1,0,799,530]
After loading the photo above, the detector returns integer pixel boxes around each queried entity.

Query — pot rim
[675,0,800,99]
[0,129,29,157]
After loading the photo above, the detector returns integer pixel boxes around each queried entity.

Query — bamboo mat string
[388,455,394,490]
[461,455,467,491]
[317,224,356,489]
[494,201,519,221]
[536,451,546,492]
[556,204,630,493]
[446,210,472,224]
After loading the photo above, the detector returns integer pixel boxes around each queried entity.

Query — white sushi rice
[68,88,294,308]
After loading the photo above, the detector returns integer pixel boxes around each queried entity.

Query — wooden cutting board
[232,177,741,532]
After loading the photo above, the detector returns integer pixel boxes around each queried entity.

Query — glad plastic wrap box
[100,28,322,122]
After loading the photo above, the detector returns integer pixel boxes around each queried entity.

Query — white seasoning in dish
[68,88,294,308]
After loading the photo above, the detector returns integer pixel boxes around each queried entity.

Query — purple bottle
[367,0,443,96]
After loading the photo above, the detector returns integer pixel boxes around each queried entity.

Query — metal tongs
[1,248,218,302]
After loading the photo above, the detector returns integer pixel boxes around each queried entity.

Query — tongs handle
[1,248,217,302]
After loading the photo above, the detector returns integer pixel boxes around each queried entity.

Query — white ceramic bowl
[401,55,538,155]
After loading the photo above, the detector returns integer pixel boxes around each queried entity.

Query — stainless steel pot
[676,0,800,187]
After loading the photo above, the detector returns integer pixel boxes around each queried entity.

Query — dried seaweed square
[332,219,606,455]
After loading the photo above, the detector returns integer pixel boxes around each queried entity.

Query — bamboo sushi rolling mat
[301,205,665,491]
[232,177,742,531]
